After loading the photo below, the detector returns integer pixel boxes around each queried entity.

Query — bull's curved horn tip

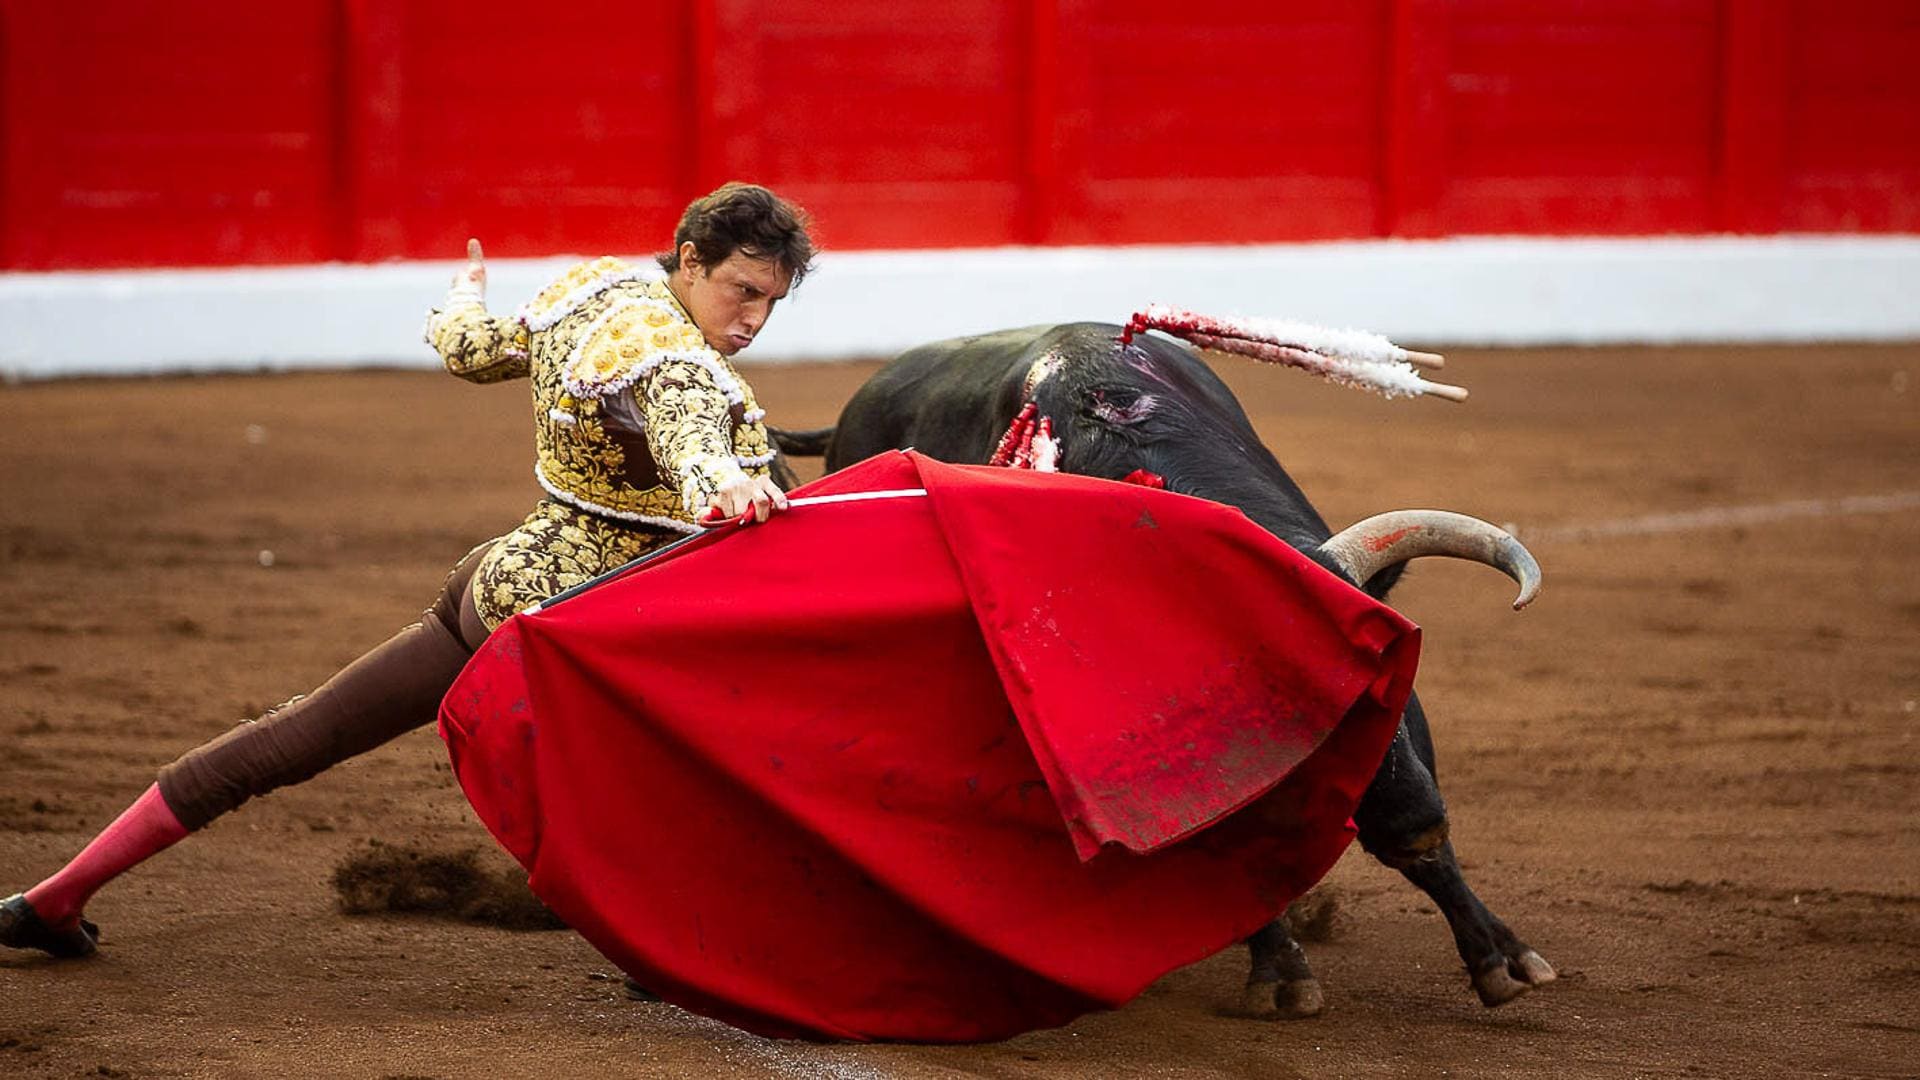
[1320,510,1542,611]
[1498,535,1542,611]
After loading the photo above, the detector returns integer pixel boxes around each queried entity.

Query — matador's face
[673,245,794,357]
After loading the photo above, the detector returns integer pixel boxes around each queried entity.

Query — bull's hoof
[1471,949,1557,1007]
[1274,977,1327,1018]
[1238,978,1326,1020]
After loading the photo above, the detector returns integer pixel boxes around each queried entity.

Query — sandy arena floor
[1,344,1916,1078]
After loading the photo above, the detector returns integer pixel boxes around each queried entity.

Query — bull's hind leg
[1354,694,1556,1006]
[1240,918,1325,1019]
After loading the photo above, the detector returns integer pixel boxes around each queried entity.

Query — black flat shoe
[0,893,99,959]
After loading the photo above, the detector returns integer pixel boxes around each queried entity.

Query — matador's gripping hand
[702,472,790,527]
[446,238,487,308]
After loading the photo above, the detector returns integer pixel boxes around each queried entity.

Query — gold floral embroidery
[428,306,531,384]
[733,414,773,463]
[470,500,677,630]
[644,358,746,506]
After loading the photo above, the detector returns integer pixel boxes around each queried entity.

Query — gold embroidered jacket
[424,258,774,531]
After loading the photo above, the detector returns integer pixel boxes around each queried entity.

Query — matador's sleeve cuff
[422,299,481,347]
[680,452,751,512]
[426,302,531,384]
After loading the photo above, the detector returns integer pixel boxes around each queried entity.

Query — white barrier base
[2,236,1916,378]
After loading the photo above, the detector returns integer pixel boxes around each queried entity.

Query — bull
[773,321,1556,1017]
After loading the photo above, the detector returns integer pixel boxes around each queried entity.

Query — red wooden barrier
[2,0,1915,269]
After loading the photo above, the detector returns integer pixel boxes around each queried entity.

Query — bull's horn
[1319,510,1542,611]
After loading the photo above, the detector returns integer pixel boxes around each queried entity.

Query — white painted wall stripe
[2,236,1917,379]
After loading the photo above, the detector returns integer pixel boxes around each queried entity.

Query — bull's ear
[1362,563,1408,600]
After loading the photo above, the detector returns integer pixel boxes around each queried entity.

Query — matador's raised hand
[446,237,487,307]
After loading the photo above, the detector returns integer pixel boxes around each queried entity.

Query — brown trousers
[156,544,495,831]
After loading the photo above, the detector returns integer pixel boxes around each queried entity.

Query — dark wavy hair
[657,182,816,286]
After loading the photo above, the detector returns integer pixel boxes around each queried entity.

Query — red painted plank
[1023,0,1062,244]
[338,0,406,259]
[1383,0,1448,238]
[688,0,721,198]
[0,2,64,266]
[1717,0,1789,232]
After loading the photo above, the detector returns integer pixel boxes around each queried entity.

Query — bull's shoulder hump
[902,324,1061,359]
[899,322,1132,365]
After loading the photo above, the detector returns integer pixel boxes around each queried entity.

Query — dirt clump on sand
[331,841,563,931]
[1282,887,1347,944]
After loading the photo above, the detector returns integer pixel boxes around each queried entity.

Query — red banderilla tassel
[988,402,1038,467]
[1011,414,1050,470]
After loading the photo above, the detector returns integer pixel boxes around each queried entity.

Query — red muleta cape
[438,451,1419,1041]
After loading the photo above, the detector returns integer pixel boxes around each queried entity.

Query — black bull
[771,322,1556,1017]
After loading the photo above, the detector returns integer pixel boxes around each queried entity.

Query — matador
[2,183,815,957]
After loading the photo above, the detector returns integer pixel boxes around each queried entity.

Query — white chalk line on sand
[640,1008,899,1080]
[1513,491,1920,543]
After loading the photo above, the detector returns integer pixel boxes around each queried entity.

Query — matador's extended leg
[1,544,494,958]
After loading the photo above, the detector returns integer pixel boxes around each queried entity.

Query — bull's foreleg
[1394,839,1557,1006]
[1352,695,1556,1006]
[1240,917,1325,1019]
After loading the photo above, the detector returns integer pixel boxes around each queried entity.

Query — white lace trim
[518,269,658,332]
[742,407,766,424]
[546,408,578,426]
[735,449,777,468]
[533,464,699,534]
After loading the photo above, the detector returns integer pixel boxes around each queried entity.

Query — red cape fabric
[439,451,1419,1042]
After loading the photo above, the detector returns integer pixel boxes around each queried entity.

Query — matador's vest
[518,259,774,530]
